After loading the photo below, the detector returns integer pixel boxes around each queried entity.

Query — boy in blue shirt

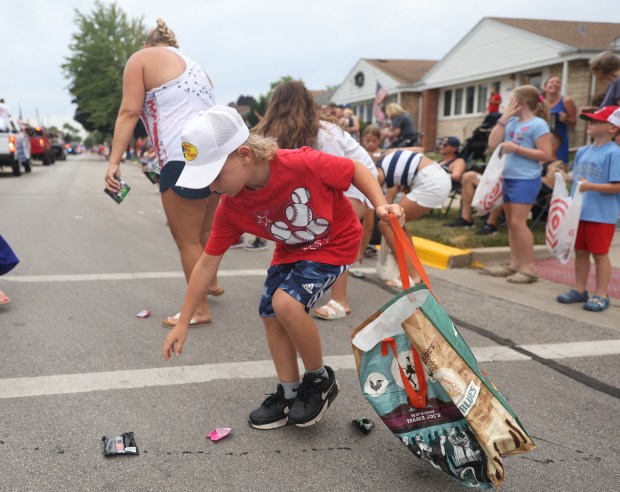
[557,106,620,311]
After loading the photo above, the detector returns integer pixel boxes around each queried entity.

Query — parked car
[0,117,31,176]
[24,125,54,165]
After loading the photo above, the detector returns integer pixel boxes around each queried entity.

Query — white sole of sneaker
[293,381,339,428]
[248,416,288,430]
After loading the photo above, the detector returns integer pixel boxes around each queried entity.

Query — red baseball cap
[579,105,620,123]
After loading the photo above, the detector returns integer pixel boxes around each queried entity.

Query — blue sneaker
[583,295,610,312]
[556,289,588,304]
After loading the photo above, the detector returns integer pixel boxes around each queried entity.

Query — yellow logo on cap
[182,142,198,161]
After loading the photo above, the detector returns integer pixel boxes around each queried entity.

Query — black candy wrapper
[101,432,139,456]
[352,417,375,435]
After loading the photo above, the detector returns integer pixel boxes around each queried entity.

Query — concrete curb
[412,237,556,270]
[471,245,553,267]
[412,236,471,270]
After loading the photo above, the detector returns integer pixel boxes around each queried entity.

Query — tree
[61,1,146,135]
[236,95,257,106]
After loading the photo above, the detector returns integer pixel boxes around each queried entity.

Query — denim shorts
[503,177,542,205]
[259,260,349,318]
[160,160,212,199]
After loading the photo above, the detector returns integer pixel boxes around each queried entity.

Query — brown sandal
[207,286,225,296]
[506,271,538,284]
[480,265,516,277]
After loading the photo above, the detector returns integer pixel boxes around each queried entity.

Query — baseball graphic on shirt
[291,187,310,204]
[270,221,292,241]
[284,229,315,245]
[306,217,329,236]
[286,204,313,227]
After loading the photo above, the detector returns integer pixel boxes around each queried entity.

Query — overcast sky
[3,1,619,132]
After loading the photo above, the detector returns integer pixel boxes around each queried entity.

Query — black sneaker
[443,217,474,228]
[364,245,377,258]
[248,384,295,430]
[229,236,245,249]
[288,366,339,427]
[244,237,268,251]
[476,222,498,235]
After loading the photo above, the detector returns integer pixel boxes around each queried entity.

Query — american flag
[374,82,387,123]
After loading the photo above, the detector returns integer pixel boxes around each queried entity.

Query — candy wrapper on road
[352,417,375,435]
[101,432,139,456]
[135,310,151,318]
[208,428,232,441]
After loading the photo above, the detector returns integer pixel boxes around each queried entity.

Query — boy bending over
[163,106,404,428]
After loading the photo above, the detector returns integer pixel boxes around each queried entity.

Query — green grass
[406,209,547,250]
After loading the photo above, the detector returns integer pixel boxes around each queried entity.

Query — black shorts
[159,160,212,199]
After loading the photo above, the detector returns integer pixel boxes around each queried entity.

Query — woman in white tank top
[105,19,219,328]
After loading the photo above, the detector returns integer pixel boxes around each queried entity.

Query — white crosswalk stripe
[1,340,617,399]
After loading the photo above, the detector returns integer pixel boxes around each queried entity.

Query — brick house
[410,17,620,151]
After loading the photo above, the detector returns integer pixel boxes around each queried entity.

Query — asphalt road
[0,156,618,491]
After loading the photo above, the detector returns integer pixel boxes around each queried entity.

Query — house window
[524,72,543,89]
[478,83,488,113]
[466,86,475,114]
[443,90,452,117]
[454,88,463,116]
[441,81,500,118]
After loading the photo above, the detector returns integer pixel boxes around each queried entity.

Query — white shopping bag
[376,237,400,281]
[545,173,583,264]
[472,146,506,215]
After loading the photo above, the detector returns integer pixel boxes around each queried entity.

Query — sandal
[481,265,517,277]
[384,277,416,290]
[557,289,589,304]
[583,295,610,312]
[0,291,10,305]
[313,299,351,320]
[207,286,225,296]
[162,312,212,328]
[506,271,538,284]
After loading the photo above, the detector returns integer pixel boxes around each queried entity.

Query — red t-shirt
[488,93,502,113]
[205,147,363,266]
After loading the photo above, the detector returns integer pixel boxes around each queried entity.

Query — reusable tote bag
[472,146,506,215]
[0,234,19,276]
[351,216,535,489]
[545,173,583,264]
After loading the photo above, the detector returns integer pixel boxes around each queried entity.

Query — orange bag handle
[381,337,427,409]
[388,214,436,299]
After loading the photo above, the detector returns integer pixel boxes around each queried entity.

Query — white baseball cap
[608,108,620,127]
[176,105,249,189]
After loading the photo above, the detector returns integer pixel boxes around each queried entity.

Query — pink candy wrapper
[208,427,232,441]
[135,310,151,318]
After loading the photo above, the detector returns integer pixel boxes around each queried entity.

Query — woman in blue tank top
[543,77,576,164]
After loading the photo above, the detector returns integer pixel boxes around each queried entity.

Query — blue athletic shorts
[259,260,349,318]
[160,160,212,199]
[503,177,541,205]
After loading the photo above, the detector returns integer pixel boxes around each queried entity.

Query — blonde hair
[241,133,278,161]
[589,51,620,75]
[145,18,179,48]
[385,103,405,119]
[512,85,550,122]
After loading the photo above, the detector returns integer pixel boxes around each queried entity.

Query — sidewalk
[471,232,620,301]
[427,233,620,333]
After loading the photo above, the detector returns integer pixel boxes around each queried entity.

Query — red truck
[24,125,54,165]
